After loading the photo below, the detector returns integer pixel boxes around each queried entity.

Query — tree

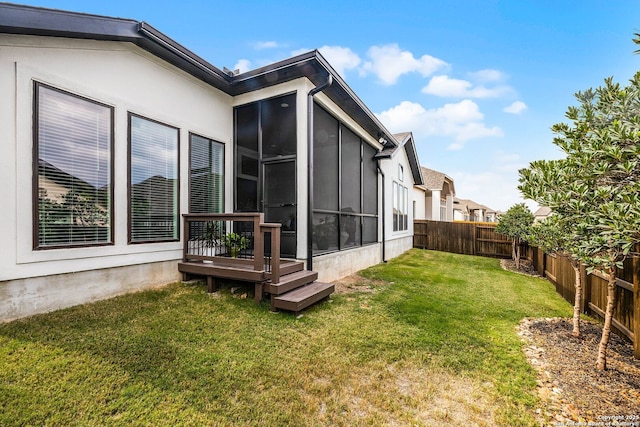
[495,203,534,269]
[518,71,640,370]
[527,215,585,336]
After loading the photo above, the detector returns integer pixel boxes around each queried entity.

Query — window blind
[190,134,224,213]
[36,84,112,248]
[129,115,179,242]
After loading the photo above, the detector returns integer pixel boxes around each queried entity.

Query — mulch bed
[503,259,640,425]
[519,318,640,425]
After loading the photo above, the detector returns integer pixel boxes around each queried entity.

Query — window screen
[129,114,179,242]
[312,103,378,253]
[363,143,378,215]
[35,83,113,248]
[313,106,339,211]
[341,126,361,214]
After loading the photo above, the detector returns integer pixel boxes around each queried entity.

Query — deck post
[253,214,265,273]
[254,282,263,303]
[270,225,281,284]
[207,276,216,293]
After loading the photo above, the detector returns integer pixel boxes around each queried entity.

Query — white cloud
[377,100,503,148]
[252,41,279,50]
[361,44,448,85]
[422,75,511,98]
[317,45,361,77]
[468,69,505,82]
[234,59,252,73]
[503,101,528,114]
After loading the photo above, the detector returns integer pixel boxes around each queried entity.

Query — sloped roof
[534,206,552,217]
[419,166,456,195]
[453,197,495,213]
[0,2,398,148]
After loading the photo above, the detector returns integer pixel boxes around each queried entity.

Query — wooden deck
[179,213,334,312]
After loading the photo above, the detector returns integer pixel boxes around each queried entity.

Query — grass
[0,249,572,426]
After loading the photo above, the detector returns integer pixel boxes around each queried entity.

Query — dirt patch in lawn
[332,274,389,294]
[519,318,640,425]
[310,362,498,426]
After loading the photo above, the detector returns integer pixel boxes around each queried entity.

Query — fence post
[580,263,589,315]
[633,256,640,359]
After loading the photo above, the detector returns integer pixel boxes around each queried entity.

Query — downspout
[307,75,333,271]
[377,160,387,263]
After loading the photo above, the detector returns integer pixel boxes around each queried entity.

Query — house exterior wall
[0,32,418,321]
[430,189,442,221]
[0,34,233,319]
[446,194,454,222]
[380,145,415,258]
[412,187,426,220]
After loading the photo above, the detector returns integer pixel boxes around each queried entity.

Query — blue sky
[21,0,640,211]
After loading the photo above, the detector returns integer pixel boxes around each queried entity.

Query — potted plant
[224,232,248,258]
[196,221,223,258]
[313,216,336,250]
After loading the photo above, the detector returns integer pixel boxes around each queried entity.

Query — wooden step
[277,260,305,276]
[273,282,335,313]
[265,270,318,295]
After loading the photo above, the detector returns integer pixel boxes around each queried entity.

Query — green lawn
[0,249,571,426]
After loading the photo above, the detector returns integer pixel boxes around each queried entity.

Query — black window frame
[33,82,115,250]
[189,133,225,214]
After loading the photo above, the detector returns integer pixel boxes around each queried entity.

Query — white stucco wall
[0,35,234,320]
[413,187,426,220]
[0,33,419,321]
[379,145,415,245]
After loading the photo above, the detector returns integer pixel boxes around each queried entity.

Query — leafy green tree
[495,203,534,269]
[527,215,585,336]
[519,72,640,370]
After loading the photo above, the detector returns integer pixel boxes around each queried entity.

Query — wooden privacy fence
[414,220,639,358]
[525,245,640,358]
[413,220,512,258]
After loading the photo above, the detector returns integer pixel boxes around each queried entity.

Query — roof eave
[0,3,232,92]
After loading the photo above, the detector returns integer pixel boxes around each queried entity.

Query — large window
[393,181,408,232]
[34,83,113,248]
[190,134,224,213]
[313,104,378,253]
[128,114,179,243]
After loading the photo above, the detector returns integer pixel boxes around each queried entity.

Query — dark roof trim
[0,2,397,145]
[0,3,231,91]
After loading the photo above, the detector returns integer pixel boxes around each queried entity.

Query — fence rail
[415,220,640,358]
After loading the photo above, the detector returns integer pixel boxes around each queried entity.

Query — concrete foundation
[0,260,181,322]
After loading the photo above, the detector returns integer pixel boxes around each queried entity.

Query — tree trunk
[570,261,582,337]
[513,239,519,269]
[596,267,617,371]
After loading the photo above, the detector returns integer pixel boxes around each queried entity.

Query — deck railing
[182,213,282,284]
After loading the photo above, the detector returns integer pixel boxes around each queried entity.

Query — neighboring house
[413,166,455,222]
[0,3,424,321]
[453,198,498,223]
[533,206,552,222]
